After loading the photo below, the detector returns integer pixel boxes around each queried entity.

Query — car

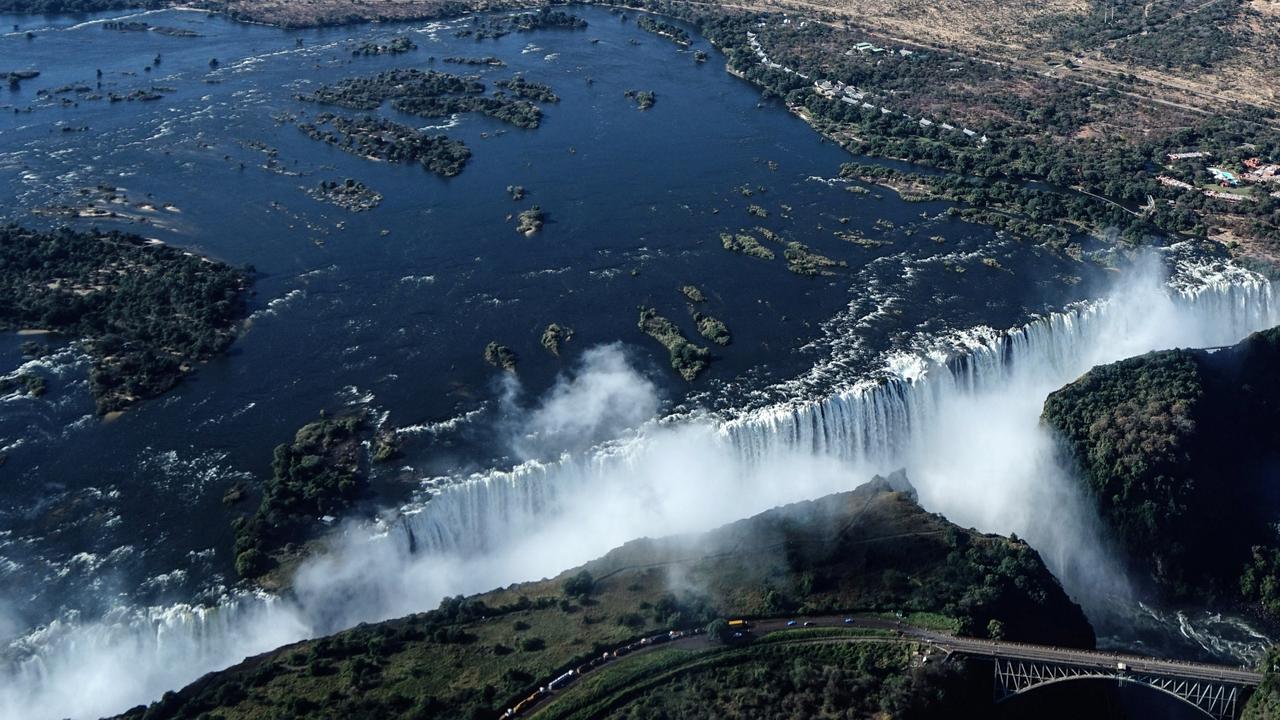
[843,618,854,625]
[802,621,814,627]
[786,620,797,627]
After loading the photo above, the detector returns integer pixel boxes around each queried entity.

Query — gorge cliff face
[114,476,1092,720]
[1043,326,1280,609]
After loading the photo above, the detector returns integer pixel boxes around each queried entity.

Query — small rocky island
[442,56,506,67]
[515,206,545,235]
[231,410,396,585]
[452,8,587,40]
[305,178,382,212]
[351,35,416,56]
[694,311,731,346]
[484,341,518,370]
[298,113,471,176]
[720,230,774,260]
[638,307,710,381]
[494,74,558,103]
[294,68,553,174]
[540,323,573,356]
[298,67,547,127]
[784,241,845,276]
[681,284,706,303]
[624,88,656,110]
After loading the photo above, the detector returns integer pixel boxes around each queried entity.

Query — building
[1243,164,1280,184]
[1205,190,1253,203]
[1158,175,1195,191]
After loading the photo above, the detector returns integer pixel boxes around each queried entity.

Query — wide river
[0,5,1273,718]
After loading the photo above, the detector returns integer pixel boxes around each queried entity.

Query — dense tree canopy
[0,225,250,413]
[1044,327,1280,605]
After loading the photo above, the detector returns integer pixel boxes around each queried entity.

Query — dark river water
[0,4,1098,620]
[0,5,1270,718]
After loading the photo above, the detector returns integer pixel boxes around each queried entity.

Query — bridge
[706,617,1265,719]
[707,617,1264,719]
[926,633,1263,720]
[508,615,1265,719]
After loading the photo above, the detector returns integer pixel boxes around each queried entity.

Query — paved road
[935,633,1263,685]
[750,615,1263,686]
[513,614,1262,717]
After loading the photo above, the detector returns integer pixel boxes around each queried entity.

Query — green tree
[234,548,269,578]
[705,618,730,643]
[562,569,595,598]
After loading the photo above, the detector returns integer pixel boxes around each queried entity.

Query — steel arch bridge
[992,657,1249,720]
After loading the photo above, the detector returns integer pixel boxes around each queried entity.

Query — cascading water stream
[395,257,1278,566]
[4,256,1278,719]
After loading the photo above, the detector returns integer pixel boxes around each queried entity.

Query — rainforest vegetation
[232,413,369,579]
[1044,327,1280,610]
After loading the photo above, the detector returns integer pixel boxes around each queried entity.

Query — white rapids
[4,252,1278,719]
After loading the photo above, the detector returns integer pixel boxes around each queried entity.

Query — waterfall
[4,257,1277,720]
[394,260,1278,565]
[3,592,308,720]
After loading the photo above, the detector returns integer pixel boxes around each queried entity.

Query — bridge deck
[737,615,1262,687]
[933,635,1262,686]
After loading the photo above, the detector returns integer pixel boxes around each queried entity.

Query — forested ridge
[1044,327,1280,609]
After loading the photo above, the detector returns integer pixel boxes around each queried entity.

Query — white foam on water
[3,252,1277,719]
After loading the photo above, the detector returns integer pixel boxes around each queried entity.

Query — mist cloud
[511,343,660,457]
[3,254,1276,719]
